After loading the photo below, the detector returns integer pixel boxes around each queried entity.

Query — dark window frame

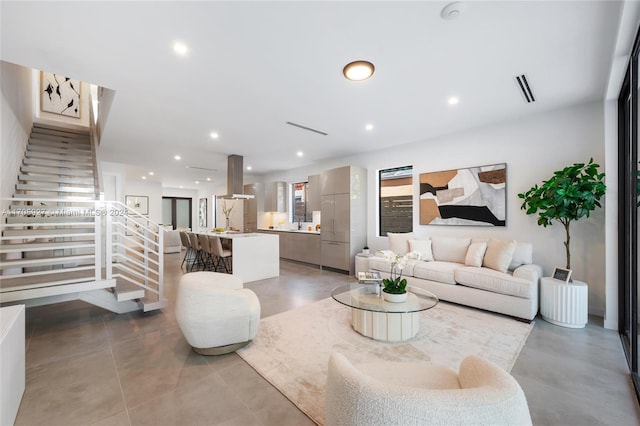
[378,165,413,237]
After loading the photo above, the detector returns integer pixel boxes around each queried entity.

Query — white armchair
[325,352,532,426]
[175,271,261,355]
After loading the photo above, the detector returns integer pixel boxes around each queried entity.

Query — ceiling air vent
[514,74,536,103]
[286,121,328,136]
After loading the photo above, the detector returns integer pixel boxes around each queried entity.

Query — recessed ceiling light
[195,181,200,184]
[141,176,147,180]
[173,42,188,55]
[297,151,304,157]
[148,171,154,176]
[343,60,375,81]
[206,177,211,181]
[246,166,252,171]
[174,155,181,160]
[448,97,459,105]
[365,123,374,131]
[179,185,184,189]
[210,132,219,139]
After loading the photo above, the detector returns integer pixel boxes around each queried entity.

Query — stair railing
[1,197,164,308]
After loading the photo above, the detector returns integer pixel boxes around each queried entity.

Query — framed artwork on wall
[199,198,208,228]
[41,72,81,118]
[125,195,149,215]
[419,163,506,226]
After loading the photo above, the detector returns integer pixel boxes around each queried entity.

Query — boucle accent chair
[325,352,532,426]
[175,271,260,355]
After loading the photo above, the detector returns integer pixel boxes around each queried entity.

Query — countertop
[257,228,321,235]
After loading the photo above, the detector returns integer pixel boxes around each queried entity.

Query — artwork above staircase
[0,123,167,313]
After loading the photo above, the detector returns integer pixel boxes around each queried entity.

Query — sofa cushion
[387,232,414,255]
[413,261,462,285]
[454,266,533,299]
[482,239,516,273]
[368,257,421,277]
[465,242,487,267]
[409,239,434,261]
[508,242,533,270]
[431,237,471,263]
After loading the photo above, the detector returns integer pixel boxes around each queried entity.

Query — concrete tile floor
[14,252,640,425]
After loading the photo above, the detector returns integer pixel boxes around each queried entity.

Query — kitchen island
[201,232,279,283]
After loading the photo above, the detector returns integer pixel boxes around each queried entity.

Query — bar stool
[210,235,232,274]
[187,232,203,271]
[179,231,194,269]
[198,233,215,270]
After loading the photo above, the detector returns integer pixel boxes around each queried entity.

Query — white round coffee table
[331,284,438,342]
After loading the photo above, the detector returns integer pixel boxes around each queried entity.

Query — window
[379,166,413,236]
[292,181,312,222]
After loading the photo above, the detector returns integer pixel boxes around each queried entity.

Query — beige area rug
[237,297,534,425]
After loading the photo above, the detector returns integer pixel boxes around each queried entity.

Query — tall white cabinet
[320,166,367,274]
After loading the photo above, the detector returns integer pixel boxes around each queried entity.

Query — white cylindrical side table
[355,253,373,277]
[540,277,588,328]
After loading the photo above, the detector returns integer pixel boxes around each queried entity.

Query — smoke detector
[441,2,466,20]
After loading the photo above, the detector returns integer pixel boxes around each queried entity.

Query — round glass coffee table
[331,283,438,342]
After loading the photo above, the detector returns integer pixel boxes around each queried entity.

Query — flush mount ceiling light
[343,60,375,81]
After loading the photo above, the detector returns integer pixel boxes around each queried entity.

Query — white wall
[257,101,607,316]
[1,61,33,210]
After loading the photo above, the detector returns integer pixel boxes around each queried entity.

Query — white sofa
[368,233,542,321]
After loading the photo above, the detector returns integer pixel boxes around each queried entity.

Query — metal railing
[0,197,164,308]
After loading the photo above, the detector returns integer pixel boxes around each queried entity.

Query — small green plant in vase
[377,251,419,302]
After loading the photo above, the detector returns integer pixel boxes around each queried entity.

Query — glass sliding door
[619,28,640,402]
[162,197,192,230]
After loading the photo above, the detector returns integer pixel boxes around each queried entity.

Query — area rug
[237,297,534,425]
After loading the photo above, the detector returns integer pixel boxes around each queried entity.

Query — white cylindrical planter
[540,277,588,328]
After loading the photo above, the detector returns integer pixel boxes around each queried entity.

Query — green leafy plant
[376,251,417,294]
[517,158,606,270]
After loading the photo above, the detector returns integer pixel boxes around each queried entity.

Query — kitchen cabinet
[320,166,367,274]
[264,181,286,212]
[243,183,259,232]
[307,174,321,212]
[258,230,320,266]
[320,166,351,195]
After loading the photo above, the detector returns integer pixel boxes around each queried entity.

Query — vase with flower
[377,250,420,303]
[221,200,235,231]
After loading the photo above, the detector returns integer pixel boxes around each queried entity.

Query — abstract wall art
[419,163,506,226]
[41,72,81,118]
[199,198,208,228]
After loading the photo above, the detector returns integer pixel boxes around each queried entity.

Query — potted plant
[517,158,606,271]
[362,245,370,255]
[377,251,415,302]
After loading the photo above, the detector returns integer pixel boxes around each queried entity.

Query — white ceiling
[0,1,623,190]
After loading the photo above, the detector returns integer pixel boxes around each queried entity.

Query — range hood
[216,154,255,200]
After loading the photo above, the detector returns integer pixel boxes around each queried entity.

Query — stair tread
[24,158,94,168]
[20,166,94,177]
[16,184,97,193]
[25,151,92,161]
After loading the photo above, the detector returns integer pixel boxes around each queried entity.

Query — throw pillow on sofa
[409,239,434,261]
[465,242,487,267]
[483,239,516,273]
[387,232,414,255]
[431,237,471,264]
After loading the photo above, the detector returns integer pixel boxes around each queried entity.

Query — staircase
[0,123,166,313]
